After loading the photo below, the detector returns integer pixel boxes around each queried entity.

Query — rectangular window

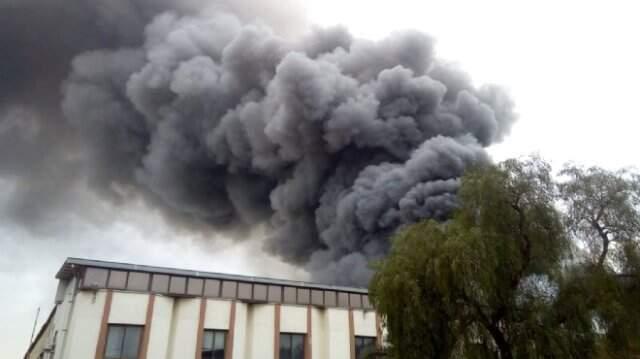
[279,333,305,359]
[105,325,142,359]
[202,330,227,359]
[355,336,376,359]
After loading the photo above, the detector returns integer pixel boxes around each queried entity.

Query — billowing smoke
[1,0,515,285]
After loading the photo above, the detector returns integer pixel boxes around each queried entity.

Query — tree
[558,165,640,268]
[558,165,640,357]
[370,158,640,358]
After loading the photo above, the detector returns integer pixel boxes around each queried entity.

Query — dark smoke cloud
[1,0,515,284]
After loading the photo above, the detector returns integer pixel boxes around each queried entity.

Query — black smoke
[1,0,515,284]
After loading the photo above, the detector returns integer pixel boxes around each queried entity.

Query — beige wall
[280,305,307,334]
[167,298,200,359]
[353,310,377,337]
[204,299,231,330]
[245,304,275,359]
[232,302,248,359]
[311,307,328,359]
[326,308,351,359]
[109,292,147,325]
[26,317,54,359]
[35,287,378,359]
[63,291,106,359]
[146,295,174,359]
[52,278,76,359]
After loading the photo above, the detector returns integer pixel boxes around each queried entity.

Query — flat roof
[57,257,368,294]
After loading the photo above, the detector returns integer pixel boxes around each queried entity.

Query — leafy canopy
[370,158,640,359]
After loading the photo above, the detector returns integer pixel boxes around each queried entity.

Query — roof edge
[57,257,368,294]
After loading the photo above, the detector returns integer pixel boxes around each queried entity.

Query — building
[25,258,382,359]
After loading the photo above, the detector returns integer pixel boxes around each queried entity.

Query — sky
[2,0,640,357]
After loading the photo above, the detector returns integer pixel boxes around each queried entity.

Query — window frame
[104,324,144,359]
[355,336,377,359]
[201,329,227,359]
[279,332,306,359]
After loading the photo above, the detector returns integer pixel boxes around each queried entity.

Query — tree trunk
[487,324,513,359]
[593,221,609,267]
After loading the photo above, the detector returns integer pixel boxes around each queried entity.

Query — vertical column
[195,297,207,359]
[139,294,156,359]
[94,290,113,359]
[274,304,281,359]
[348,309,355,359]
[225,301,237,359]
[305,305,312,359]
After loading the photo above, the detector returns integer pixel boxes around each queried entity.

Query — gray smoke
[1,0,515,285]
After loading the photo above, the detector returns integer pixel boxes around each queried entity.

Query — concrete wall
[167,298,200,359]
[245,304,275,359]
[108,292,147,325]
[33,287,378,359]
[280,305,307,334]
[26,316,54,359]
[63,291,106,359]
[204,299,231,330]
[51,278,76,359]
[353,310,377,337]
[147,295,174,359]
[326,308,351,359]
[311,307,328,359]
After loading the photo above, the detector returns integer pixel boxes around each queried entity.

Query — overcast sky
[3,1,639,357]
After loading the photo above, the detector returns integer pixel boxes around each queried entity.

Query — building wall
[204,299,231,330]
[326,309,351,359]
[245,304,275,359]
[28,281,379,359]
[26,317,54,359]
[64,291,106,359]
[280,305,307,333]
[311,307,328,359]
[109,292,147,325]
[167,297,200,359]
[353,310,377,337]
[51,278,76,359]
[147,295,174,359]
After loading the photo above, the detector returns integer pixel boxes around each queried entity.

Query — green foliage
[370,158,640,359]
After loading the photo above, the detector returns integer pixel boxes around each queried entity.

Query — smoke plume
[1,0,515,285]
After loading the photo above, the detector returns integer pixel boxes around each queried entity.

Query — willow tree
[558,165,640,357]
[369,158,629,358]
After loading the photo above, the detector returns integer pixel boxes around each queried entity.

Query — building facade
[25,258,382,359]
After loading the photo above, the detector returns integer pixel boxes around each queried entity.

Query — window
[279,333,305,359]
[355,336,376,359]
[105,325,142,359]
[202,330,226,359]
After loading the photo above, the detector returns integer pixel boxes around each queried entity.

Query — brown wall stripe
[274,304,281,359]
[195,297,207,359]
[94,290,113,359]
[225,301,237,359]
[139,294,156,359]
[348,309,355,359]
[305,305,312,359]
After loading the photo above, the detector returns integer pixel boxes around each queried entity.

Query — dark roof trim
[57,257,368,294]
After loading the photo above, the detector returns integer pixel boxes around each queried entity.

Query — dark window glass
[291,334,304,358]
[280,333,305,359]
[202,329,226,359]
[105,325,142,359]
[355,336,376,359]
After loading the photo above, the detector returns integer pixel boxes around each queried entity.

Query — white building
[25,258,382,359]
